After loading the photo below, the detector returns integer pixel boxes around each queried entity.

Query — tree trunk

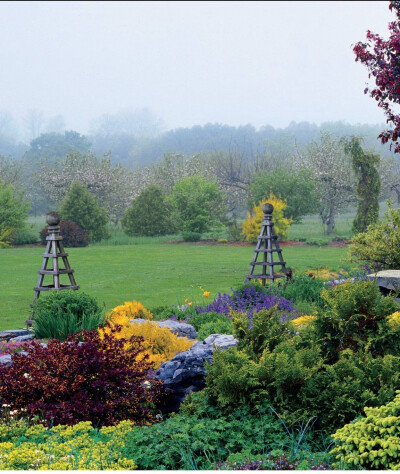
[394,185,400,205]
[326,204,335,234]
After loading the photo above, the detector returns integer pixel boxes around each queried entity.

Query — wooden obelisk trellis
[27,212,79,328]
[245,203,287,286]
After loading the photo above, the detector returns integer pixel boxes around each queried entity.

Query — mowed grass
[0,242,356,331]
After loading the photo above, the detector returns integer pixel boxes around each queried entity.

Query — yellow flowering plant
[241,193,292,242]
[102,320,194,368]
[290,315,317,329]
[107,300,153,326]
[0,420,136,470]
[101,299,194,368]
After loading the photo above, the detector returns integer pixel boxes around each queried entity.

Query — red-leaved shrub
[40,220,89,247]
[0,325,165,426]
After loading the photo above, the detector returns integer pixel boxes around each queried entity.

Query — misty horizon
[0,1,396,142]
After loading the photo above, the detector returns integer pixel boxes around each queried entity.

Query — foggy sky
[0,1,395,137]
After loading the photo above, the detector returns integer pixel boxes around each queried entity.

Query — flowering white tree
[37,151,136,224]
[296,132,356,234]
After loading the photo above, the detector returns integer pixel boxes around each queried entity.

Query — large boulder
[0,329,33,342]
[129,318,198,340]
[156,333,237,413]
[367,270,400,295]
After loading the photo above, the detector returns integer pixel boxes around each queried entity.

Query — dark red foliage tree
[354,1,400,152]
[0,326,165,427]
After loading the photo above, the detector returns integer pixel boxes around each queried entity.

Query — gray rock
[0,354,13,366]
[129,318,198,340]
[156,333,237,413]
[368,270,400,293]
[9,334,35,342]
[157,320,198,340]
[0,329,32,342]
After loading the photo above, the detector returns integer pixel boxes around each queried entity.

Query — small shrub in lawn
[0,419,136,470]
[0,325,165,427]
[121,184,176,237]
[40,220,89,247]
[100,320,194,368]
[32,290,105,341]
[182,231,202,242]
[11,228,39,245]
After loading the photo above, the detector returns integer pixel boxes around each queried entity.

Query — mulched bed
[167,239,349,248]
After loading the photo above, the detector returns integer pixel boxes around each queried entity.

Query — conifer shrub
[204,281,400,433]
[0,326,165,427]
[60,181,110,242]
[330,390,400,470]
[313,279,399,363]
[40,220,89,247]
[121,185,176,237]
[32,290,105,341]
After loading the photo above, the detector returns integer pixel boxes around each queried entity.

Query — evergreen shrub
[121,185,176,237]
[32,290,105,340]
[330,390,400,469]
[204,280,400,433]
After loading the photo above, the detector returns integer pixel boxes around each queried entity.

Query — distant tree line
[1,116,400,246]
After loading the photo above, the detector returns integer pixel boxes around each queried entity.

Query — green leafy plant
[120,392,289,470]
[188,312,233,339]
[349,200,400,269]
[270,273,325,308]
[32,290,106,340]
[168,175,226,234]
[249,167,318,224]
[11,229,38,245]
[0,181,29,246]
[0,419,136,470]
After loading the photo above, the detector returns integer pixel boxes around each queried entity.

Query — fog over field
[0,1,394,140]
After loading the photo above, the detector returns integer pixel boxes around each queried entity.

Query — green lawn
[0,242,355,331]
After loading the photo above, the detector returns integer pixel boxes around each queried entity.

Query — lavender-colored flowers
[196,286,295,319]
